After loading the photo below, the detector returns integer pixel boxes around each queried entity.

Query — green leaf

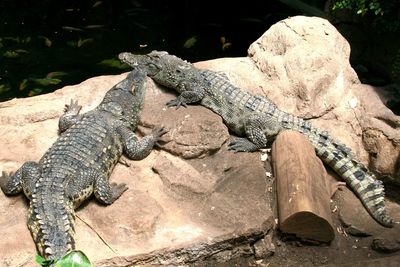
[77,38,93,48]
[3,49,29,58]
[183,36,197,49]
[3,50,20,58]
[46,71,68,78]
[54,250,92,267]
[35,255,45,265]
[85,24,104,29]
[97,58,127,69]
[19,79,29,91]
[31,77,62,86]
[39,36,52,47]
[4,37,20,42]
[29,88,44,96]
[62,26,84,32]
[222,42,232,51]
[34,255,54,267]
[92,1,102,8]
[0,84,11,94]
[15,49,29,54]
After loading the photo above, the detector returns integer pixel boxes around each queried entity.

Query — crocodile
[118,50,395,228]
[0,68,167,260]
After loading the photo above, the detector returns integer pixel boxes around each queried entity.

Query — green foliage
[332,0,400,84]
[35,250,92,267]
[3,49,28,58]
[332,0,382,15]
[0,84,11,94]
[332,0,400,32]
[98,58,129,69]
[13,72,64,96]
[35,255,54,267]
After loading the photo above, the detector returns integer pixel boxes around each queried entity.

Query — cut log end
[280,211,335,242]
[272,130,335,242]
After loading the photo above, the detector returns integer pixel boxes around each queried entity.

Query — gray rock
[371,238,400,253]
[253,233,275,259]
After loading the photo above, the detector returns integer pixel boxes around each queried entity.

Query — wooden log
[272,130,335,242]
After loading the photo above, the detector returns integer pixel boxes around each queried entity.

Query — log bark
[272,130,335,242]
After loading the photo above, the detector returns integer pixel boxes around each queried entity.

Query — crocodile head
[99,68,147,127]
[119,51,167,77]
[118,51,196,91]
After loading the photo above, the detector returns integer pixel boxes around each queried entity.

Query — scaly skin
[0,69,167,260]
[119,50,395,228]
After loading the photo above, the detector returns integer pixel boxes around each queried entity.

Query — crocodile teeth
[45,247,53,255]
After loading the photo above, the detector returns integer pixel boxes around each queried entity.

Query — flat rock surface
[1,16,400,266]
[0,74,274,265]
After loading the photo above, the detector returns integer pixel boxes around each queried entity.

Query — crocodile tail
[305,128,395,227]
[30,180,75,260]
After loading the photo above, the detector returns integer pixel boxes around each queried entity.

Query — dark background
[0,0,398,109]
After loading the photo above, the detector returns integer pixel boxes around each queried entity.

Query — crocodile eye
[146,63,161,75]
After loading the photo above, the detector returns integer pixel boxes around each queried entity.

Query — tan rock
[0,75,273,265]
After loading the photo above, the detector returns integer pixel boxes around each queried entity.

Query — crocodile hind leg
[58,99,83,133]
[0,161,41,200]
[94,174,128,205]
[229,113,282,152]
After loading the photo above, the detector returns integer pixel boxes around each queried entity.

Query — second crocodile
[119,50,395,228]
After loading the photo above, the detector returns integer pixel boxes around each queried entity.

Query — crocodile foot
[228,138,259,152]
[110,182,128,202]
[151,126,169,147]
[64,99,82,114]
[166,98,188,109]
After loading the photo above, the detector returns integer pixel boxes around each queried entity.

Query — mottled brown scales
[0,69,167,260]
[119,50,395,227]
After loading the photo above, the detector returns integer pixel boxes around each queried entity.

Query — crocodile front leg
[166,83,206,108]
[0,161,41,199]
[58,99,83,133]
[229,113,282,152]
[119,126,168,160]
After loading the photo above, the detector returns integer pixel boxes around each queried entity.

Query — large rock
[0,74,274,265]
[196,16,400,181]
[246,16,400,180]
[0,16,399,266]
